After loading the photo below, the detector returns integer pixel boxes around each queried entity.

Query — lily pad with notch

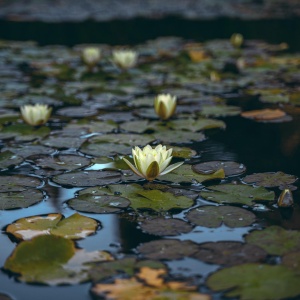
[245,226,300,256]
[4,235,113,285]
[200,184,275,206]
[192,161,246,176]
[192,241,267,266]
[206,263,300,300]
[52,170,121,187]
[6,213,98,240]
[243,171,298,188]
[140,218,193,236]
[186,205,256,228]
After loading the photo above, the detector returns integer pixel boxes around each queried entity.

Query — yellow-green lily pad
[6,213,98,240]
[200,105,241,117]
[200,184,275,206]
[206,263,300,300]
[4,235,113,285]
[245,226,300,255]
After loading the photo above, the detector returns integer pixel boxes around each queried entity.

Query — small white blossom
[20,104,52,126]
[154,94,177,120]
[112,49,138,69]
[82,47,101,66]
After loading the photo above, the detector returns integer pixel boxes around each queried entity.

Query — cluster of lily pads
[0,35,300,300]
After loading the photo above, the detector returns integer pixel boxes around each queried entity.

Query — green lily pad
[52,170,121,187]
[186,205,256,228]
[119,120,151,133]
[154,130,206,144]
[200,105,241,117]
[158,165,225,184]
[137,239,199,260]
[6,213,99,240]
[88,257,166,283]
[4,235,113,285]
[168,118,226,132]
[80,142,131,157]
[140,218,193,236]
[97,112,136,123]
[0,150,23,169]
[192,161,246,176]
[32,154,91,171]
[200,184,275,206]
[282,251,300,273]
[192,242,267,266]
[56,106,98,117]
[243,172,298,188]
[41,136,87,149]
[260,94,289,104]
[245,226,300,255]
[170,146,197,159]
[0,175,41,192]
[206,263,300,300]
[68,194,130,213]
[0,189,43,210]
[3,144,55,158]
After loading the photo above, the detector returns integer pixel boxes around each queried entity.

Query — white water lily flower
[112,49,138,69]
[123,144,184,181]
[20,104,52,126]
[82,47,101,66]
[230,33,244,48]
[154,94,177,120]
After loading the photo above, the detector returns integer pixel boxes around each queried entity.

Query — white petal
[159,161,184,175]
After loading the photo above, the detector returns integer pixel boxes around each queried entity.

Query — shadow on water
[0,17,300,51]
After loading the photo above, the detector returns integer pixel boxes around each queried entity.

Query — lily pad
[186,205,256,228]
[41,136,86,149]
[3,145,55,158]
[119,120,151,133]
[6,213,98,240]
[32,154,91,171]
[243,171,298,188]
[192,242,267,266]
[4,235,113,285]
[200,184,275,206]
[206,263,300,300]
[154,130,206,144]
[88,257,166,283]
[282,252,300,273]
[56,106,98,117]
[80,142,131,157]
[192,161,246,176]
[68,194,130,213]
[158,165,225,184]
[0,150,23,169]
[140,218,193,236]
[137,239,199,260]
[52,170,121,187]
[241,108,286,121]
[171,146,197,159]
[200,105,241,117]
[0,189,43,210]
[245,226,300,255]
[168,118,226,132]
[0,175,41,192]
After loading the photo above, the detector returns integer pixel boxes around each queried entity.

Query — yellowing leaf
[241,109,286,120]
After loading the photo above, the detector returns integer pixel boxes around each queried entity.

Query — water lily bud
[82,47,101,66]
[123,144,184,181]
[154,94,177,120]
[230,33,244,48]
[277,189,294,207]
[112,49,138,69]
[20,104,52,126]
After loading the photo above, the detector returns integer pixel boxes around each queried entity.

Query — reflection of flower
[123,144,183,181]
[82,47,101,66]
[112,50,137,69]
[154,94,177,120]
[21,104,52,126]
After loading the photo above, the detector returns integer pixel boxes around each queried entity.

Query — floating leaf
[159,165,225,184]
[6,213,98,240]
[154,130,206,144]
[3,144,55,158]
[4,235,113,285]
[200,184,275,206]
[200,105,241,117]
[171,146,197,159]
[206,263,300,300]
[137,239,199,260]
[282,251,300,273]
[168,118,226,132]
[245,226,300,255]
[52,170,121,187]
[68,194,130,213]
[193,161,246,176]
[241,108,286,120]
[0,189,43,210]
[243,171,298,188]
[0,150,23,169]
[0,175,41,192]
[140,218,193,236]
[193,242,267,266]
[80,142,131,157]
[186,205,256,228]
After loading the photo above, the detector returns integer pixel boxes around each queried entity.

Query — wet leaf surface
[282,251,300,273]
[206,263,300,300]
[192,161,246,176]
[241,108,287,121]
[4,235,113,285]
[40,136,86,149]
[186,205,256,228]
[245,226,300,255]
[243,171,298,188]
[193,242,267,266]
[137,239,199,260]
[0,175,42,192]
[140,218,193,236]
[200,184,275,206]
[0,150,23,170]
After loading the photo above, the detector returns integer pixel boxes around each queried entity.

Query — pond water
[0,18,300,300]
